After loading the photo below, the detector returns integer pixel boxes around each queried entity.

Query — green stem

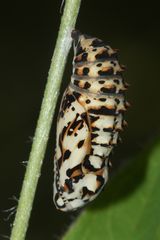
[10,1,81,239]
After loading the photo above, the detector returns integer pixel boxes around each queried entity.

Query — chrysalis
[53,30,129,211]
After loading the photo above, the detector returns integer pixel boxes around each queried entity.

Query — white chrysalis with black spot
[53,30,129,211]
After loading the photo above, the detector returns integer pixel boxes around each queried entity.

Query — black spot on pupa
[91,133,99,140]
[74,174,84,183]
[100,143,109,147]
[97,63,102,67]
[66,169,72,177]
[114,79,120,84]
[81,52,88,61]
[78,139,85,148]
[98,68,114,76]
[90,148,94,155]
[100,87,116,94]
[74,52,88,63]
[99,98,106,102]
[66,164,82,178]
[115,98,120,104]
[74,80,79,87]
[90,115,99,123]
[92,127,99,132]
[70,119,82,132]
[68,198,77,202]
[73,91,81,100]
[62,94,75,111]
[91,142,99,146]
[83,199,90,203]
[99,80,105,84]
[67,128,73,135]
[89,106,116,116]
[81,112,89,127]
[97,175,105,184]
[67,114,79,135]
[86,99,91,104]
[78,121,84,130]
[82,187,94,198]
[63,150,71,161]
[110,61,116,66]
[95,175,105,193]
[83,155,99,171]
[65,179,74,193]
[83,82,91,89]
[81,112,86,118]
[92,48,97,52]
[83,67,89,75]
[61,125,68,140]
[103,127,113,132]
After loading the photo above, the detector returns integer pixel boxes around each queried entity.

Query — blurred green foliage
[63,138,160,240]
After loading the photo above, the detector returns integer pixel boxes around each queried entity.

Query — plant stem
[10,1,81,239]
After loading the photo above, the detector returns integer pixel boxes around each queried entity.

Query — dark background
[0,0,160,239]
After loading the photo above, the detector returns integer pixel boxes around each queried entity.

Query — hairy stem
[10,1,81,239]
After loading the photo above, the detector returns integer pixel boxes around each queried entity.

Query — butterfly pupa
[53,30,129,212]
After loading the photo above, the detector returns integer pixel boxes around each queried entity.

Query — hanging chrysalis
[53,30,129,211]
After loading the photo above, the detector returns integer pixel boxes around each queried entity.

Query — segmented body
[53,30,129,211]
